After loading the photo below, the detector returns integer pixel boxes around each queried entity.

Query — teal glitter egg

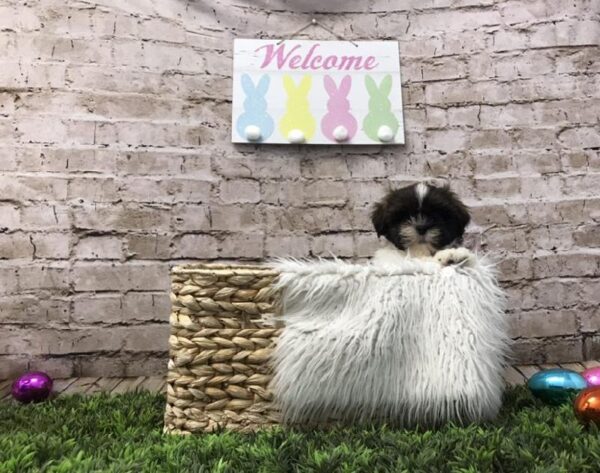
[527,369,587,405]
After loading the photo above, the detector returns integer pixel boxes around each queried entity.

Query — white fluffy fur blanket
[265,254,510,428]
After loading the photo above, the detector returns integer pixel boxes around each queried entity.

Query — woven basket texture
[164,263,284,434]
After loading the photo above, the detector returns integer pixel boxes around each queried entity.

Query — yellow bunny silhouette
[279,75,316,142]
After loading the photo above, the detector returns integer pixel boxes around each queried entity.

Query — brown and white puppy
[370,182,475,267]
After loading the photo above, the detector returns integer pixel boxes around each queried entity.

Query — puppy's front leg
[434,247,476,267]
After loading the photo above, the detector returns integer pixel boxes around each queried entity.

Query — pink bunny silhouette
[321,75,357,142]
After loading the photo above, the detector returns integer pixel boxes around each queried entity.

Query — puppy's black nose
[416,223,432,235]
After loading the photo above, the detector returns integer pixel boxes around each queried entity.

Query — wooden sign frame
[232,39,405,145]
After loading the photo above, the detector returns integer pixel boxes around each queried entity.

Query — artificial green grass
[1,386,599,472]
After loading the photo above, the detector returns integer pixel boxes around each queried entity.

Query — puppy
[370,182,475,267]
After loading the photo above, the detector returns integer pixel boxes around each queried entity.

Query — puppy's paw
[434,248,475,267]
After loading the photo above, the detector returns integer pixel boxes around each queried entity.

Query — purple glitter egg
[583,367,600,387]
[11,372,53,403]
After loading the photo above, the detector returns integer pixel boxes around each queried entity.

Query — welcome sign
[232,39,405,145]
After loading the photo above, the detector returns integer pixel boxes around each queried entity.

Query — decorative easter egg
[12,372,53,403]
[574,386,600,424]
[527,369,587,405]
[333,125,349,142]
[244,125,262,142]
[582,367,600,387]
[377,125,394,142]
[288,129,305,144]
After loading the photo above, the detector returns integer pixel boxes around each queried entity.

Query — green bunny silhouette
[362,75,399,142]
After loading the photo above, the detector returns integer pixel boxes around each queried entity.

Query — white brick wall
[0,0,599,377]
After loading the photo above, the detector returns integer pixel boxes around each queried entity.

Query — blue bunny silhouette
[236,74,274,141]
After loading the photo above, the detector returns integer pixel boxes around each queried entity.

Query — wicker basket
[164,263,284,434]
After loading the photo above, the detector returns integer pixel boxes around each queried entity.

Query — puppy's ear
[370,202,388,238]
[455,202,470,231]
[447,188,470,231]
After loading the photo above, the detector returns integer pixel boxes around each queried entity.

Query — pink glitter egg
[11,372,53,403]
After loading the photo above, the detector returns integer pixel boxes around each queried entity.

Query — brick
[265,235,310,258]
[72,295,123,324]
[17,118,95,145]
[563,174,600,198]
[409,10,501,34]
[30,233,70,259]
[471,151,513,175]
[123,292,170,322]
[172,204,212,232]
[352,206,376,232]
[0,175,68,201]
[176,234,219,258]
[426,80,510,106]
[31,357,75,378]
[261,181,305,206]
[301,156,351,179]
[118,177,213,203]
[475,177,521,199]
[520,176,563,200]
[355,234,382,258]
[425,129,468,153]
[481,227,528,253]
[491,30,529,52]
[303,181,348,206]
[495,53,554,81]
[126,233,172,259]
[115,151,184,176]
[265,206,354,233]
[0,295,69,324]
[76,355,126,377]
[346,181,389,207]
[544,338,583,363]
[447,106,479,127]
[76,236,122,260]
[138,17,186,43]
[210,205,262,232]
[497,256,533,282]
[0,357,28,379]
[95,121,201,147]
[52,329,125,354]
[219,233,264,258]
[559,127,600,148]
[532,254,599,279]
[419,57,468,82]
[122,325,169,352]
[0,204,19,231]
[18,148,116,174]
[468,129,513,149]
[511,309,579,338]
[573,225,600,247]
[0,145,18,171]
[1,61,66,88]
[68,177,118,203]
[181,154,215,180]
[122,354,168,377]
[18,264,69,291]
[219,179,260,204]
[0,233,34,259]
[514,151,561,175]
[581,307,600,333]
[347,156,388,178]
[72,262,169,292]
[217,154,302,179]
[0,266,19,294]
[311,233,354,258]
[528,226,575,252]
[72,203,171,232]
